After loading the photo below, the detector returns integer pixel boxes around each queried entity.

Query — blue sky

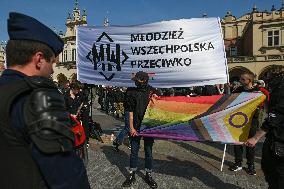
[0,0,282,42]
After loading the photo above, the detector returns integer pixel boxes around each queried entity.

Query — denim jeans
[115,112,130,144]
[129,136,154,172]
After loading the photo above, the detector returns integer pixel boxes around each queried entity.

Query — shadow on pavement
[201,141,264,159]
[173,141,262,165]
[101,146,243,189]
[172,141,232,168]
[101,146,130,178]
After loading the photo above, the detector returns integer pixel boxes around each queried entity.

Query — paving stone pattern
[87,141,267,189]
[87,100,268,189]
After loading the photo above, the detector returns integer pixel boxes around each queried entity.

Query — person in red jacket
[256,80,270,103]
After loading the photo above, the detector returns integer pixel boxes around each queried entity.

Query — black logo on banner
[86,32,129,81]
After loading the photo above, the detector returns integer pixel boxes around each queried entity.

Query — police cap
[8,12,64,56]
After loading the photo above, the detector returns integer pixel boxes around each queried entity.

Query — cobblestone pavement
[87,140,267,189]
[86,105,268,189]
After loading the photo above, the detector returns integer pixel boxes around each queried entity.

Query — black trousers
[80,112,90,142]
[234,124,257,165]
[262,139,284,189]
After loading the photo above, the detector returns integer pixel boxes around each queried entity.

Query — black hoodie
[124,85,153,130]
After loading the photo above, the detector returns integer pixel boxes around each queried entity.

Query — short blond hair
[241,72,254,82]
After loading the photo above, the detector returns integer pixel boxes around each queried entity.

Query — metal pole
[220,83,231,171]
[220,143,227,171]
[90,85,93,117]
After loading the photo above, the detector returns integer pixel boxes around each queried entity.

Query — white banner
[77,18,228,87]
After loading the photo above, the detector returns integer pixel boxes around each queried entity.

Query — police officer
[0,13,90,189]
[245,70,284,189]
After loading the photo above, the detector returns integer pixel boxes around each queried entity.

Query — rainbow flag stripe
[140,92,266,144]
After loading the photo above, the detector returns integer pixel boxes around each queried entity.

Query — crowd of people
[55,78,92,144]
[0,12,283,189]
[53,71,278,188]
[94,80,265,118]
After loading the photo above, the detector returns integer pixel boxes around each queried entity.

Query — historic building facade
[56,3,284,83]
[222,4,284,82]
[2,2,284,83]
[53,0,87,79]
[0,42,5,74]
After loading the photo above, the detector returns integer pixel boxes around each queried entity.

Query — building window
[63,50,67,62]
[274,30,279,46]
[72,49,76,61]
[230,46,237,56]
[268,30,280,47]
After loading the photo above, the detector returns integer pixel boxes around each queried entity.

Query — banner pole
[220,83,231,171]
[90,85,93,117]
[220,144,227,171]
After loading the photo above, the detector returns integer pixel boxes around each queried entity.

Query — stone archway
[229,66,253,82]
[258,65,284,83]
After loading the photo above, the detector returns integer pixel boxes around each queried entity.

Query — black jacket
[261,75,284,142]
[124,85,153,130]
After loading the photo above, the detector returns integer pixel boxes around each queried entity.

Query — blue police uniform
[0,70,90,189]
[0,12,90,189]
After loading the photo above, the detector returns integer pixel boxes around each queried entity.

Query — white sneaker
[229,164,242,171]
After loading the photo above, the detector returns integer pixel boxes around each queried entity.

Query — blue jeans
[130,136,154,172]
[115,112,130,144]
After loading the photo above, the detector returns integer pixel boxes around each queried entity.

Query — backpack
[70,114,87,147]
